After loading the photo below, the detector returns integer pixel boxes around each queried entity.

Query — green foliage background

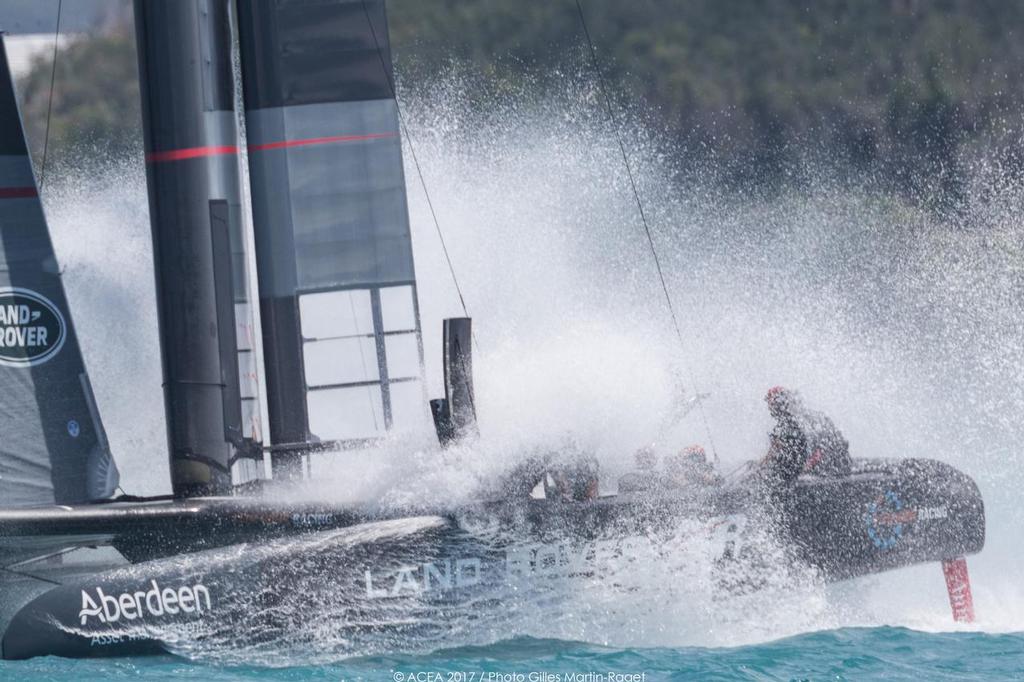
[16,0,1024,201]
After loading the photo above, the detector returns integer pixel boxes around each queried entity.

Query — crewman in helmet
[618,445,661,493]
[761,386,810,486]
[546,453,600,501]
[665,445,723,488]
[761,386,852,485]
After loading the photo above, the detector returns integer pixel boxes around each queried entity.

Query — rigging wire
[38,0,63,192]
[573,0,720,461]
[360,0,471,321]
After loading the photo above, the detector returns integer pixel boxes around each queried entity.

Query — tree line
[19,0,1024,206]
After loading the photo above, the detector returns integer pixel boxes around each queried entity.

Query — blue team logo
[0,287,67,367]
[864,490,915,550]
[67,419,80,438]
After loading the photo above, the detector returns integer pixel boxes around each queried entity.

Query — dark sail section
[135,0,263,496]
[237,0,425,475]
[0,38,118,507]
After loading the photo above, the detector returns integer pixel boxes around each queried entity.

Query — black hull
[0,458,984,660]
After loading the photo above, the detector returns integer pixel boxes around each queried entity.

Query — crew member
[801,409,852,476]
[618,446,661,493]
[634,446,657,472]
[665,445,723,488]
[760,386,810,485]
[761,386,852,484]
[546,454,600,501]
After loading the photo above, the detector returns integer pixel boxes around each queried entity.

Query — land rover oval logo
[0,287,66,367]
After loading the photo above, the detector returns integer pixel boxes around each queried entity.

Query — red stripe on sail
[145,145,239,163]
[248,132,397,152]
[0,186,38,199]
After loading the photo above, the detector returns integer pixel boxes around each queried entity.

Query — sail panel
[237,0,425,465]
[237,0,393,110]
[245,99,415,294]
[0,40,118,507]
[307,384,385,441]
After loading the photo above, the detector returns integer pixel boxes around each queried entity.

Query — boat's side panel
[0,459,985,659]
[0,458,984,574]
[783,458,985,580]
[0,498,366,562]
[3,578,167,659]
[1,515,458,659]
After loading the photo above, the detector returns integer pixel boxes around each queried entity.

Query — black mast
[134,0,260,497]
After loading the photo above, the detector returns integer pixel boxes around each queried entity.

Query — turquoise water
[2,628,1021,681]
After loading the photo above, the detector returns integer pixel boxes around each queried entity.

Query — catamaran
[0,0,984,661]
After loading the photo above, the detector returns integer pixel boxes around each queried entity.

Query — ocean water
[12,38,1023,682]
[2,629,1022,680]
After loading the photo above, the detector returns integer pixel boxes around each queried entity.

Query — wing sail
[0,38,118,507]
[236,0,425,473]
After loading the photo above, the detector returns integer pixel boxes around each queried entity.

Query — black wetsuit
[766,413,810,485]
[802,410,852,476]
[765,401,852,485]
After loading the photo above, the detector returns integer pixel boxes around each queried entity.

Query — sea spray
[37,66,1024,657]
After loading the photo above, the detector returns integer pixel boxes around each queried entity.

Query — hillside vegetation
[18,0,1024,204]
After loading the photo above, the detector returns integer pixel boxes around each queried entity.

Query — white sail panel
[307,385,385,441]
[384,334,420,379]
[303,336,381,386]
[379,284,417,331]
[299,288,375,338]
[388,379,427,432]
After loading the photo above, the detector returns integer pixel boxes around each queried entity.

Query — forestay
[237,0,425,468]
[0,39,118,507]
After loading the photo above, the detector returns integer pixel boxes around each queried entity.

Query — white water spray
[39,66,1024,654]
